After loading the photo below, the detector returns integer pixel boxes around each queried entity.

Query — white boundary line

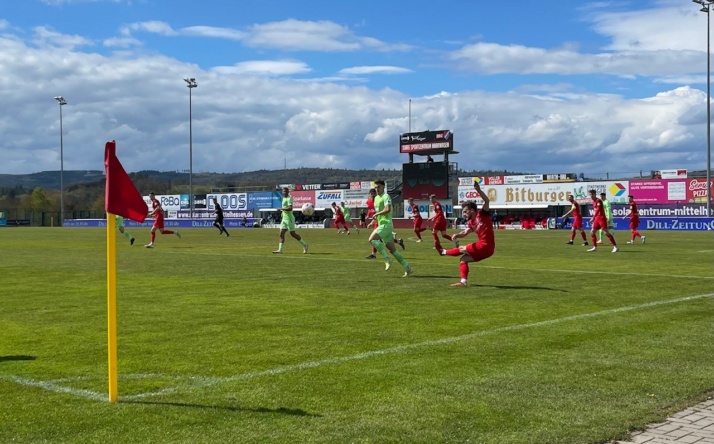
[9,293,708,402]
[159,250,714,280]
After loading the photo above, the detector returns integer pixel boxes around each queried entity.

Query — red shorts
[572,218,583,229]
[591,218,608,231]
[335,216,346,226]
[630,217,640,230]
[152,216,164,230]
[465,242,494,262]
[432,217,447,231]
[413,217,424,229]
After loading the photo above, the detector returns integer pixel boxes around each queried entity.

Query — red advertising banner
[628,179,687,204]
[686,178,714,203]
[290,190,316,207]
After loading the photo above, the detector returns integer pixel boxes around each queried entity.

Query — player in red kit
[623,194,645,244]
[407,197,428,242]
[587,189,617,253]
[562,194,588,246]
[145,192,181,248]
[331,202,351,235]
[436,182,494,287]
[428,194,456,249]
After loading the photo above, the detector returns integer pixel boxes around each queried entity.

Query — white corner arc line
[124,292,714,400]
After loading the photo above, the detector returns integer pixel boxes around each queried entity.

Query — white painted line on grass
[123,292,714,400]
[6,293,712,402]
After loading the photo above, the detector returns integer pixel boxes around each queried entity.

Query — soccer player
[273,187,309,254]
[368,179,412,277]
[597,192,614,244]
[587,189,618,253]
[407,197,428,242]
[211,198,229,236]
[340,201,359,234]
[365,188,379,259]
[428,194,457,249]
[359,209,367,228]
[562,195,588,246]
[115,216,135,245]
[145,192,180,248]
[623,194,645,244]
[436,182,494,287]
[331,202,351,235]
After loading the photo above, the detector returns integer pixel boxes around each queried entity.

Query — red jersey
[151,199,164,219]
[571,202,582,221]
[410,204,422,219]
[433,202,446,221]
[366,197,376,217]
[333,206,343,217]
[629,201,639,219]
[592,197,606,222]
[468,209,495,247]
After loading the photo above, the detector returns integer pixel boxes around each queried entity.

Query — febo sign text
[207,193,248,210]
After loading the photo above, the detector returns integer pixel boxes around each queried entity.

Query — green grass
[1,227,713,444]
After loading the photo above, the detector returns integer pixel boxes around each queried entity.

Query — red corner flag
[104,141,147,223]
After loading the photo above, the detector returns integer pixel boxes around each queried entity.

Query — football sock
[570,232,575,241]
[163,230,175,235]
[122,230,132,240]
[277,243,284,252]
[299,239,307,247]
[459,262,469,280]
[581,231,587,241]
[444,247,461,256]
[606,233,617,246]
[443,234,453,241]
[597,229,603,241]
[633,230,641,239]
[151,232,156,243]
[590,234,597,245]
[370,240,389,260]
[392,250,408,268]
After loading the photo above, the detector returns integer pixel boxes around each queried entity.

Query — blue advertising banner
[555,217,714,231]
[247,191,282,209]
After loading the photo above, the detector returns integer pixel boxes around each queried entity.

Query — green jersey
[374,193,392,226]
[341,205,351,220]
[603,200,613,221]
[282,196,295,221]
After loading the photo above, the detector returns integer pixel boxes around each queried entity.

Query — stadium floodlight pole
[695,0,713,215]
[54,96,67,226]
[184,77,198,218]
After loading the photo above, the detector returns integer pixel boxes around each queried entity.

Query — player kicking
[587,189,618,253]
[436,182,494,287]
[145,192,180,248]
[562,195,588,246]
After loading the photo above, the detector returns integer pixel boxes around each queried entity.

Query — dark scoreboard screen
[402,162,449,199]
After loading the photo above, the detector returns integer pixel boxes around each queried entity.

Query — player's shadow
[0,355,36,362]
[122,400,321,417]
[420,277,566,292]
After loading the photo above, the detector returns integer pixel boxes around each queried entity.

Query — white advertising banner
[143,194,182,211]
[457,179,632,207]
[342,189,371,208]
[315,189,344,208]
[659,169,687,179]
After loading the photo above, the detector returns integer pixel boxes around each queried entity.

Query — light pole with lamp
[54,96,67,226]
[694,0,713,216]
[184,77,197,218]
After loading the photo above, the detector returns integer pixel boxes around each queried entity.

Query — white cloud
[338,66,412,75]
[212,60,311,76]
[31,26,94,49]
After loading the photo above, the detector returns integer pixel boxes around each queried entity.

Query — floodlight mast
[184,78,198,218]
[54,96,67,226]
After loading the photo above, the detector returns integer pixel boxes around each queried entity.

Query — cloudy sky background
[1,0,712,177]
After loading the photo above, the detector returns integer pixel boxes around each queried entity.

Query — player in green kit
[368,180,412,277]
[273,187,309,254]
[597,192,614,244]
[115,216,135,245]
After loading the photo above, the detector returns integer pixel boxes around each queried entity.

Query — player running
[341,202,359,234]
[407,197,428,242]
[115,216,135,245]
[211,198,229,237]
[596,192,614,244]
[145,192,180,248]
[562,195,588,246]
[429,194,457,249]
[368,179,412,277]
[273,187,309,254]
[436,182,494,287]
[623,194,645,244]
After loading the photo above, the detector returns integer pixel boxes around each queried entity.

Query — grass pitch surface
[1,227,712,443]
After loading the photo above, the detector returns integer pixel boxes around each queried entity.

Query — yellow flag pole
[106,213,118,403]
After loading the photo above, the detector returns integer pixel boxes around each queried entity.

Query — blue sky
[0,0,711,178]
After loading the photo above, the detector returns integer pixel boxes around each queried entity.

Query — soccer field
[1,227,712,444]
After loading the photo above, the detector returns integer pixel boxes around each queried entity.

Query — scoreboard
[402,161,449,199]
